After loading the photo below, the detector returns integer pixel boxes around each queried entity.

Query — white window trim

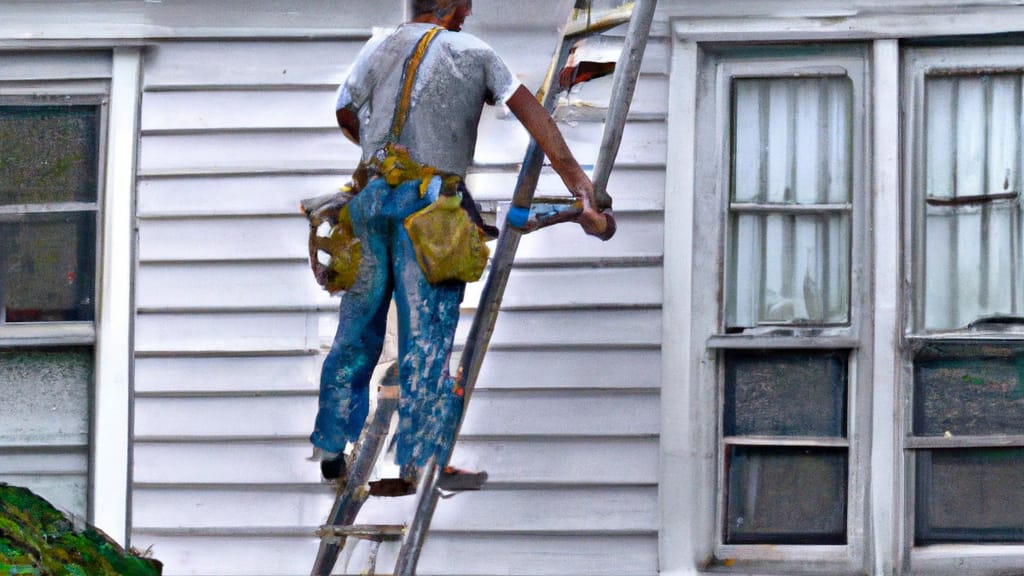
[92,47,141,547]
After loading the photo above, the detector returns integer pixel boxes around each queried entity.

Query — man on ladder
[310,0,612,495]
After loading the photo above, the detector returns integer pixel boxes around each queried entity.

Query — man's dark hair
[412,0,468,17]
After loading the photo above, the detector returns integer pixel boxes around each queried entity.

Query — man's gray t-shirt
[336,23,521,177]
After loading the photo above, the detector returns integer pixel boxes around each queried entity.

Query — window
[905,47,1024,556]
[694,45,869,569]
[0,99,103,518]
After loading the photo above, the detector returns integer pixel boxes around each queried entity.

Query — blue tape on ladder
[506,206,530,228]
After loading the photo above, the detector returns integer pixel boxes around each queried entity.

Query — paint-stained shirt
[336,23,521,177]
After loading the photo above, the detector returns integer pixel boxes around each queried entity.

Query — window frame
[902,44,1024,574]
[693,45,872,571]
[0,48,140,546]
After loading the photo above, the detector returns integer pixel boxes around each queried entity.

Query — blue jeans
[310,177,465,468]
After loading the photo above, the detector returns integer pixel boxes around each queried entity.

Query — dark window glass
[0,105,99,205]
[916,448,1024,544]
[724,349,848,437]
[914,348,1024,436]
[725,445,848,545]
[0,103,99,324]
[1,212,96,322]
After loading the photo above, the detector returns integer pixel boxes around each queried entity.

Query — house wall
[111,2,668,575]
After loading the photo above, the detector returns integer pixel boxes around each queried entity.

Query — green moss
[0,484,162,576]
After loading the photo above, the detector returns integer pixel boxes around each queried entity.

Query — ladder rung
[317,523,405,542]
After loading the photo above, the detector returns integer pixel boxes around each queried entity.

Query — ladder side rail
[392,35,577,576]
[312,389,400,576]
[395,5,658,571]
[591,0,659,210]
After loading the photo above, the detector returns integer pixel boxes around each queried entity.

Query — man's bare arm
[505,84,609,237]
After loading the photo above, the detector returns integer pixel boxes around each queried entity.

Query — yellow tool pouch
[302,173,364,294]
[404,192,490,284]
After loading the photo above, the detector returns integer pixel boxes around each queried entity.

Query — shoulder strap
[389,26,443,141]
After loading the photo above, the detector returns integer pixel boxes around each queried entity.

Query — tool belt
[302,146,494,293]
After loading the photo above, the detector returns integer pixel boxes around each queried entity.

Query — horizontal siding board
[135,355,321,394]
[138,216,308,262]
[142,40,367,88]
[132,437,656,485]
[467,166,665,211]
[138,167,664,217]
[141,88,338,131]
[556,73,668,119]
[136,262,329,310]
[132,485,656,533]
[129,533,657,576]
[134,348,660,394]
[133,389,659,438]
[0,449,87,475]
[473,114,665,167]
[137,174,348,218]
[137,211,661,263]
[135,312,318,354]
[511,211,663,261]
[464,265,663,309]
[475,348,661,390]
[453,309,662,348]
[137,130,358,176]
[139,77,666,133]
[137,262,659,311]
[0,51,111,80]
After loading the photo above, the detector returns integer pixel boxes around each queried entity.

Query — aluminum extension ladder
[311,1,657,573]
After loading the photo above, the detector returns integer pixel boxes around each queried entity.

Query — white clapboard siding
[134,355,321,394]
[141,88,338,131]
[133,389,658,439]
[464,264,663,309]
[136,261,331,311]
[137,174,350,218]
[138,216,309,262]
[468,166,665,210]
[129,533,658,576]
[142,40,369,89]
[132,437,656,485]
[135,312,319,354]
[138,130,358,176]
[132,485,656,533]
[129,16,665,576]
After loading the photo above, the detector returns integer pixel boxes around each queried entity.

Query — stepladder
[310,1,658,573]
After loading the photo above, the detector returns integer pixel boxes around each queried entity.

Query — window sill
[0,322,96,346]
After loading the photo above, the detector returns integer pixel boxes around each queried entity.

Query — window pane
[916,448,1024,544]
[914,346,1024,436]
[728,76,853,329]
[922,74,1024,330]
[724,349,848,437]
[1,212,96,322]
[725,446,848,545]
[0,105,100,205]
[732,78,852,205]
[729,212,850,327]
[0,346,91,518]
[0,347,91,444]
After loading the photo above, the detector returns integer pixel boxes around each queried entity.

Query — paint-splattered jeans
[310,176,465,468]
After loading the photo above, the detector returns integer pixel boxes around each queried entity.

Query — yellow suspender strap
[389,26,443,141]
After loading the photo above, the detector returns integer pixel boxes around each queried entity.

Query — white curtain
[924,74,1023,330]
[728,77,853,328]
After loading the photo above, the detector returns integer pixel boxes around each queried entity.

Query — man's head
[412,0,472,30]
